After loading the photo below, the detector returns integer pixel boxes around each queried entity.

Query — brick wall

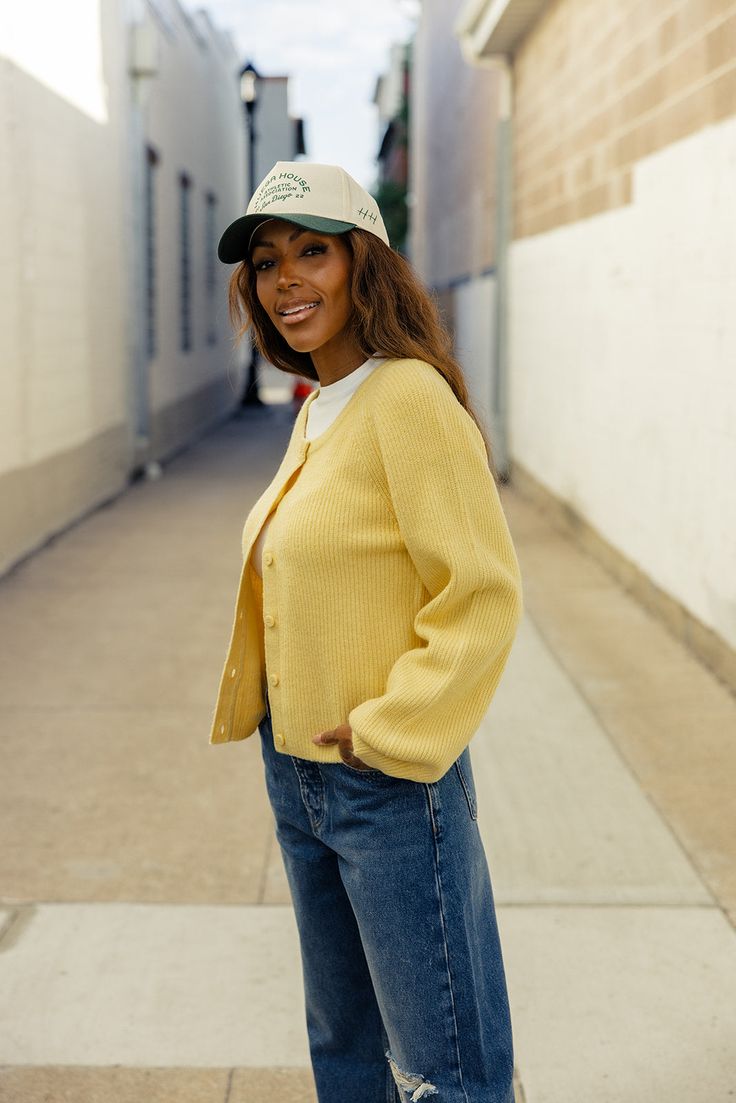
[513,0,736,238]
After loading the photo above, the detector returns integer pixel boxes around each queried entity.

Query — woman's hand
[312,724,372,770]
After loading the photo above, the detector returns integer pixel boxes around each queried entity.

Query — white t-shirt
[303,354,386,441]
[251,354,386,578]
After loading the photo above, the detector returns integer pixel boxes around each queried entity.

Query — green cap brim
[217,213,356,263]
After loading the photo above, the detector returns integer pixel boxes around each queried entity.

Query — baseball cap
[217,160,390,263]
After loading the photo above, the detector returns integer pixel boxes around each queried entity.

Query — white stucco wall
[509,115,736,647]
[0,0,248,572]
[0,0,130,475]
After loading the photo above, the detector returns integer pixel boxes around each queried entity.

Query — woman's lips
[279,303,320,325]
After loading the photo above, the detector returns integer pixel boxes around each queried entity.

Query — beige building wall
[513,0,736,238]
[0,0,132,574]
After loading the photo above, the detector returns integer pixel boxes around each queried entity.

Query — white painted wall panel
[0,0,129,471]
[454,273,497,427]
[509,116,736,646]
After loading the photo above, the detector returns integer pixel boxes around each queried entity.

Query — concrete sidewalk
[1,399,735,1103]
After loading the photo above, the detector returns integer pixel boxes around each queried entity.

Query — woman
[211,160,523,1103]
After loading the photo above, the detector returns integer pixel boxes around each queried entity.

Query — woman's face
[250,219,355,357]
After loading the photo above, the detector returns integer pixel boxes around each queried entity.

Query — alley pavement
[1,390,735,1103]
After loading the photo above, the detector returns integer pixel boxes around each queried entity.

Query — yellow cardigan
[209,357,523,783]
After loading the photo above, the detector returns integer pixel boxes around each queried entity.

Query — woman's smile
[278,300,321,325]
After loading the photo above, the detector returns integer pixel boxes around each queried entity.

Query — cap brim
[217,213,356,263]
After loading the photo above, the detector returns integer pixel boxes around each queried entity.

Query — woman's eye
[253,243,326,272]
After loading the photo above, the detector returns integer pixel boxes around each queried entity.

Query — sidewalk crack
[0,905,35,952]
[223,1067,235,1103]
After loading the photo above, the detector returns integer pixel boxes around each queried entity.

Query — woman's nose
[276,257,301,288]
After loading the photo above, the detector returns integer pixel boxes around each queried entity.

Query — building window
[144,146,159,359]
[205,192,218,346]
[179,172,192,352]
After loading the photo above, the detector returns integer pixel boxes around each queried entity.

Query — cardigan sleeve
[347,361,523,782]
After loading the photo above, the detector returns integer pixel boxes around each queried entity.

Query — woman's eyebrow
[251,227,307,252]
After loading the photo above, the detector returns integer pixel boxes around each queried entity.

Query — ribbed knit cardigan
[209,357,523,783]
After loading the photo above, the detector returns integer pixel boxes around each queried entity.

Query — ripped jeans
[258,700,516,1103]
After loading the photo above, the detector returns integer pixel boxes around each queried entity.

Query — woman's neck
[309,337,367,387]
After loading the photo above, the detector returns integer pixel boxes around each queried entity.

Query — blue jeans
[258,699,515,1103]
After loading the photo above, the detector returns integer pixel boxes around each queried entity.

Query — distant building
[410,0,501,441]
[247,72,306,188]
[373,41,411,254]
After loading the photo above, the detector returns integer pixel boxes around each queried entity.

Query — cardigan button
[270,673,280,686]
[264,614,275,627]
[275,732,285,746]
[264,551,273,566]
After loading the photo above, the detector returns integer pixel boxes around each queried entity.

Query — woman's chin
[282,338,315,355]
[279,331,322,354]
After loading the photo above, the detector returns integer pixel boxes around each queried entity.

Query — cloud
[184,0,417,186]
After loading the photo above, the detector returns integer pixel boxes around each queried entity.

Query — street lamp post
[240,61,264,407]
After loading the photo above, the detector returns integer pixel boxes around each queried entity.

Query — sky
[182,0,420,190]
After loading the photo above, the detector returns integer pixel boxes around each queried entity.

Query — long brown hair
[227,226,499,482]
